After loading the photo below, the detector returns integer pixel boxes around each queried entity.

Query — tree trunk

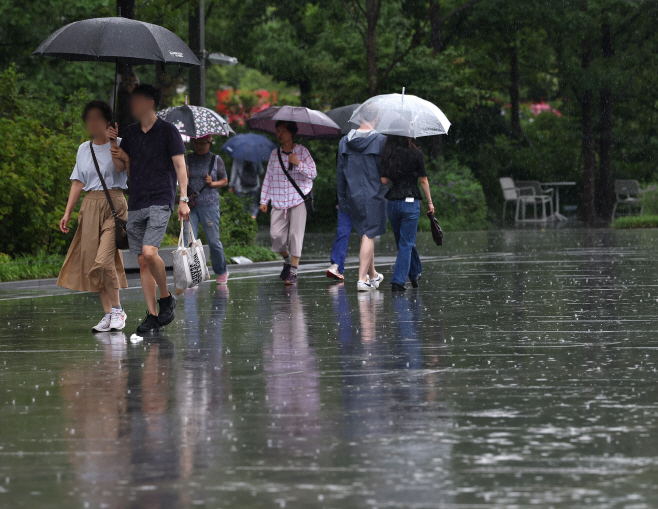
[429,0,442,54]
[597,22,614,219]
[509,43,521,140]
[364,0,381,96]
[188,0,206,107]
[581,89,597,226]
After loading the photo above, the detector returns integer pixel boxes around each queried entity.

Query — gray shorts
[127,205,171,255]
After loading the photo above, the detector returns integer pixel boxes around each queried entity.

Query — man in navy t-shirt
[108,84,189,334]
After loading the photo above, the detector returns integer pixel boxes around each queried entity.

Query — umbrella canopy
[349,91,450,138]
[325,104,360,135]
[247,106,341,140]
[157,105,234,138]
[221,134,277,162]
[32,17,199,67]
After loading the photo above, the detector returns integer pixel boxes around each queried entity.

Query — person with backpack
[228,158,265,219]
[185,135,230,284]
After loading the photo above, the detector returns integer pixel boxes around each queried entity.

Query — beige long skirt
[57,190,128,293]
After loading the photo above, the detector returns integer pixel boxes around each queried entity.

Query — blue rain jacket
[336,132,388,238]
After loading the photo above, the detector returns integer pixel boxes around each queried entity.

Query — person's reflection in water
[263,285,321,449]
[392,292,423,370]
[60,332,130,509]
[178,285,229,481]
[124,336,180,508]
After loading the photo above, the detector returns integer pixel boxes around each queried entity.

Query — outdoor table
[541,182,576,221]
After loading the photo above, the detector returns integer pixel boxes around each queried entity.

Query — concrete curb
[0,257,330,291]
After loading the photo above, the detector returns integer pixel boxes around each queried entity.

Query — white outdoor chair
[500,177,554,223]
[611,179,644,219]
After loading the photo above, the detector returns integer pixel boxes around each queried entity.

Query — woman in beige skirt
[57,100,129,332]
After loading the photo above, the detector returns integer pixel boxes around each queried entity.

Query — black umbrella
[32,17,199,66]
[32,16,199,115]
[324,104,360,135]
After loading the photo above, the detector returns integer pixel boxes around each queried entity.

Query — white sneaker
[326,263,344,280]
[110,308,127,331]
[357,280,375,292]
[92,313,112,333]
[369,273,384,289]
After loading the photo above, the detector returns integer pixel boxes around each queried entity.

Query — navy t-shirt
[120,118,186,211]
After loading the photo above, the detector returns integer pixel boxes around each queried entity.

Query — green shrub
[422,158,488,231]
[640,184,658,215]
[225,244,278,263]
[611,215,658,229]
[219,191,258,246]
[0,251,64,282]
[0,66,87,256]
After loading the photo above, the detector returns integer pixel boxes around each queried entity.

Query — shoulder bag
[277,148,314,214]
[89,141,129,250]
[187,154,216,208]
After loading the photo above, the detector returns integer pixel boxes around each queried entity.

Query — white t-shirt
[70,139,128,191]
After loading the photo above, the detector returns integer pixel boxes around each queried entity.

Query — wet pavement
[3,228,658,508]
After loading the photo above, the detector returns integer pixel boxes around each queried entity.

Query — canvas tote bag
[173,221,210,295]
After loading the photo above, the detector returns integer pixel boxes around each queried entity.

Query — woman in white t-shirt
[57,100,130,333]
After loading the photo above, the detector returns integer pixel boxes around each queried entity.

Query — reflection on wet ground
[3,228,658,508]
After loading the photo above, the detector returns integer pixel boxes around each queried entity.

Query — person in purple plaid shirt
[259,120,317,286]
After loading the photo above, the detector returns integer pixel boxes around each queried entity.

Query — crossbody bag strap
[277,148,306,200]
[89,141,119,218]
[192,154,216,195]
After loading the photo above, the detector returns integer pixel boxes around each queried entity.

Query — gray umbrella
[325,104,360,135]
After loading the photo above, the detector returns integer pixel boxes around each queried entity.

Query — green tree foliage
[0,67,87,255]
[3,0,658,238]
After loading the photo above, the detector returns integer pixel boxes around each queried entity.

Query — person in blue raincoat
[335,104,388,291]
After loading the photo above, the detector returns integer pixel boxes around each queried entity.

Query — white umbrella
[349,88,450,138]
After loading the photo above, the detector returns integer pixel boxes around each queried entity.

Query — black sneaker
[158,293,177,326]
[391,283,407,292]
[136,312,162,333]
[280,263,292,281]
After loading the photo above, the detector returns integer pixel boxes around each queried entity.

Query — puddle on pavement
[3,229,658,508]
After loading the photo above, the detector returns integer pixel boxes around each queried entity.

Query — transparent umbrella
[349,89,450,138]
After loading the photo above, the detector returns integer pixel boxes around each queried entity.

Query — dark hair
[82,100,112,123]
[132,83,161,109]
[381,135,419,180]
[275,120,298,136]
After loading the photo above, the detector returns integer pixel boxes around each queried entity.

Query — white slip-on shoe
[92,313,112,333]
[109,308,127,331]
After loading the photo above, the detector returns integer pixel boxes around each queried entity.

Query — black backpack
[239,160,258,188]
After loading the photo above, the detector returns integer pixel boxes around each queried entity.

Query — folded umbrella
[157,104,234,138]
[221,134,277,162]
[324,104,360,135]
[247,106,341,140]
[349,89,450,138]
[428,211,443,246]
